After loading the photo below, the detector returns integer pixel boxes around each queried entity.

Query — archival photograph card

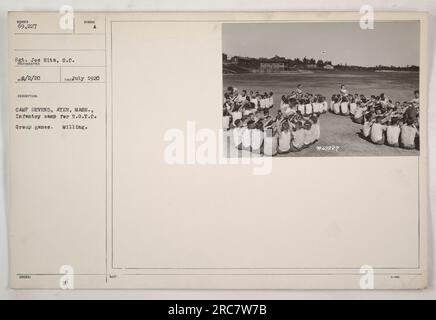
[8,11,428,289]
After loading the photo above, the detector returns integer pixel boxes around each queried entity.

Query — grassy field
[223,71,419,157]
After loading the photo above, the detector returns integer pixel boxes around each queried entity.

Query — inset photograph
[222,22,420,157]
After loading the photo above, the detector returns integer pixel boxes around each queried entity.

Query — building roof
[260,61,285,64]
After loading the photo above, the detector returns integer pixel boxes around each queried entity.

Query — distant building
[230,56,256,66]
[269,55,286,62]
[222,53,228,62]
[260,62,285,73]
[324,64,334,70]
[306,64,317,69]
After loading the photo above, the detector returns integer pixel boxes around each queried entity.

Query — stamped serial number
[316,145,340,152]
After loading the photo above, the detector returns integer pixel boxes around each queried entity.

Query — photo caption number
[212,304,267,316]
[168,304,267,318]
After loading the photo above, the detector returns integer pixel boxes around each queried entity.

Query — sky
[222,21,420,67]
